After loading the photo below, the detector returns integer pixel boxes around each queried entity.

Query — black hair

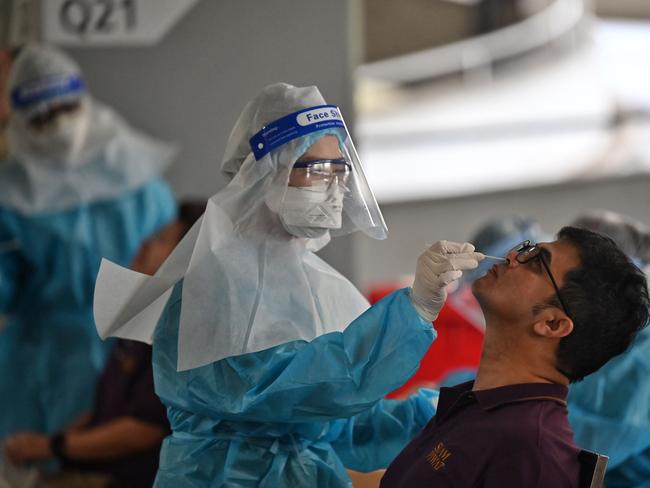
[551,226,649,382]
[178,201,206,236]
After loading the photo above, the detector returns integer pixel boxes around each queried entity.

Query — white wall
[353,174,650,291]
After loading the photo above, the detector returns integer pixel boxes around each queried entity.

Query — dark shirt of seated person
[4,201,206,488]
[380,227,650,488]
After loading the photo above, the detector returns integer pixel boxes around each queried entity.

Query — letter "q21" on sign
[58,0,135,36]
[42,0,198,46]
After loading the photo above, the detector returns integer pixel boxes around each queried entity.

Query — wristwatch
[49,432,69,463]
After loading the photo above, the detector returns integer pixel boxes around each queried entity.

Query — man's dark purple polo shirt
[380,381,580,488]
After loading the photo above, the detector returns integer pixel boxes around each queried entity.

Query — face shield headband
[249,104,387,240]
[11,74,85,115]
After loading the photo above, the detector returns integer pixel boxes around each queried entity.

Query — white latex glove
[410,240,484,322]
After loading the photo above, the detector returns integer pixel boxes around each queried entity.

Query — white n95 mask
[280,183,345,238]
[25,109,90,168]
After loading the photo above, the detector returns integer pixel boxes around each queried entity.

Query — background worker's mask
[24,107,90,168]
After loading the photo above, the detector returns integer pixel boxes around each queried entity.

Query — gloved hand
[410,240,484,322]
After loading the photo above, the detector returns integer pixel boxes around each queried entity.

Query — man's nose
[505,249,520,267]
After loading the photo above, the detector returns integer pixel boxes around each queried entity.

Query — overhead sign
[41,0,198,46]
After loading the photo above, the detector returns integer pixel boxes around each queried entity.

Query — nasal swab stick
[482,255,507,262]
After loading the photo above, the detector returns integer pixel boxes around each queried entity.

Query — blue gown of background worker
[565,211,650,487]
[0,44,175,439]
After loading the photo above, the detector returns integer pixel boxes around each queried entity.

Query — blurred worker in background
[566,210,650,486]
[3,202,204,488]
[0,44,176,447]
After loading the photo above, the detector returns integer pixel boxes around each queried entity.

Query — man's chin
[470,283,491,316]
[471,274,489,292]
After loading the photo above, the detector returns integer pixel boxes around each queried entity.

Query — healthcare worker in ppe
[93,82,484,487]
[0,44,175,441]
[566,210,650,486]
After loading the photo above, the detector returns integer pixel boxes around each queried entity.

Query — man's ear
[532,308,574,339]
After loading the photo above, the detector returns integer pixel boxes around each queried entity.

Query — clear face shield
[250,105,387,240]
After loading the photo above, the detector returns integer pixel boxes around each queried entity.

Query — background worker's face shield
[250,105,387,240]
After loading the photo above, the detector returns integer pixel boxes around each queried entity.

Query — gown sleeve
[154,287,436,424]
[327,388,439,472]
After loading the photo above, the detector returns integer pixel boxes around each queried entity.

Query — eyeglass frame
[508,240,573,320]
[289,158,351,188]
[292,158,351,170]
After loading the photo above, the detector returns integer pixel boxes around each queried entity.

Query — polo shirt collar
[473,382,568,410]
[437,381,568,418]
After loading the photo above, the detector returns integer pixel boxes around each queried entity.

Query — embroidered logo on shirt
[426,442,452,471]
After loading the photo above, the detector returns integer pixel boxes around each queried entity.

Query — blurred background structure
[1,0,649,289]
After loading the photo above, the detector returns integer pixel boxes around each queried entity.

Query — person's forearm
[66,412,92,432]
[194,288,435,424]
[264,289,435,420]
[63,417,166,461]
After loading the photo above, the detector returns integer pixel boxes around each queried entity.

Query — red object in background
[367,284,484,399]
[367,284,403,306]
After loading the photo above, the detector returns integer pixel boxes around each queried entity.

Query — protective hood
[0,98,175,213]
[8,44,85,118]
[94,83,386,371]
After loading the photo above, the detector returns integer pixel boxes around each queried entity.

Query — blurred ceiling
[595,0,650,18]
[363,0,529,62]
[363,0,650,66]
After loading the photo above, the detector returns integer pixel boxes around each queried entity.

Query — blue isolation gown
[606,451,650,488]
[152,285,436,487]
[328,388,438,473]
[0,178,175,437]
[568,325,650,486]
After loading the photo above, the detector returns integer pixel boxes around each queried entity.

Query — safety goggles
[289,158,351,188]
[508,240,572,319]
[27,101,81,131]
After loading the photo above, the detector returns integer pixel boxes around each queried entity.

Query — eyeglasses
[508,240,572,319]
[289,158,351,187]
